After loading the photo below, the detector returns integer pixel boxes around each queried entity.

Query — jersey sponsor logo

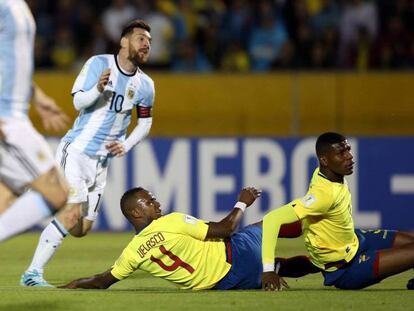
[301,194,316,208]
[184,215,197,225]
[137,232,165,258]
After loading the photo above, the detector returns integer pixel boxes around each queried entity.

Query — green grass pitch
[0,232,412,311]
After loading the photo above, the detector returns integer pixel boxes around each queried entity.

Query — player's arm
[106,106,153,157]
[31,83,70,131]
[205,187,261,239]
[73,68,110,111]
[261,188,332,291]
[59,269,119,289]
[122,106,153,153]
[261,203,299,291]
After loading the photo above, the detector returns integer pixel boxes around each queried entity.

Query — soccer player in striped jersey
[0,0,70,241]
[21,19,155,287]
[60,187,317,290]
[261,132,414,291]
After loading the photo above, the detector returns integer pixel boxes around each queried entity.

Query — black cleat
[407,278,414,290]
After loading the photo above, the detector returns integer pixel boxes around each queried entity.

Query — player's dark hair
[316,132,347,157]
[121,20,151,38]
[120,187,145,218]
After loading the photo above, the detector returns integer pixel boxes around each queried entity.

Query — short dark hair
[121,20,151,38]
[316,132,347,157]
[120,187,145,218]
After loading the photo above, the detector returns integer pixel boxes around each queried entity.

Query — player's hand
[106,141,126,157]
[238,187,261,207]
[262,272,289,291]
[97,69,111,93]
[33,87,71,131]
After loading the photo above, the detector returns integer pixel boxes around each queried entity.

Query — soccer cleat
[20,270,54,287]
[407,278,414,290]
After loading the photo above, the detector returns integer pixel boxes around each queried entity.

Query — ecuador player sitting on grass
[261,132,414,291]
[61,187,318,290]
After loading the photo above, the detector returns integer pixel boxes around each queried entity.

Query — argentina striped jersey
[0,0,36,119]
[62,54,155,157]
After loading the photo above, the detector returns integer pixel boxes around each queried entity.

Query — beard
[128,48,141,66]
[128,45,148,66]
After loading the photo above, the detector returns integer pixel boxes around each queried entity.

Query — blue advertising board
[46,137,414,231]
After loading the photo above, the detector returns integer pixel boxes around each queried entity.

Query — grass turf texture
[0,232,412,311]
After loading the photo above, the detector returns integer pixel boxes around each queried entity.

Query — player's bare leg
[30,167,69,210]
[22,190,101,286]
[0,181,16,214]
[376,241,414,289]
[20,198,83,288]
[0,167,68,242]
[54,203,82,230]
[69,217,94,237]
[392,232,414,247]
[392,232,414,289]
[21,202,80,286]
[275,256,321,278]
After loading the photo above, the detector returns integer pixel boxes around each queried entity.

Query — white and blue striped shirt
[0,0,36,119]
[63,54,155,157]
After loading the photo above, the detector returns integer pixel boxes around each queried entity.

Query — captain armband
[137,106,152,118]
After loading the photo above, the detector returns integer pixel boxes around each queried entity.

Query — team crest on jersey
[127,87,135,100]
[301,194,316,208]
[184,215,197,225]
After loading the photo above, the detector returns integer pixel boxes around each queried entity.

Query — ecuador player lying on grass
[261,132,414,291]
[61,187,318,290]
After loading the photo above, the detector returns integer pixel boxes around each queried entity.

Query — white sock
[0,191,53,241]
[27,218,68,273]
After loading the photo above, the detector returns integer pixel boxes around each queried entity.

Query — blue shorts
[213,225,263,290]
[323,229,397,289]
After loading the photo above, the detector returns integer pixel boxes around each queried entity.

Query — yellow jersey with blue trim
[292,168,359,271]
[110,212,231,290]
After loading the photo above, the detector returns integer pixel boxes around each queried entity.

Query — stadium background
[28,0,414,231]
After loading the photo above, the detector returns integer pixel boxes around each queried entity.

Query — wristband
[234,201,247,212]
[263,263,275,272]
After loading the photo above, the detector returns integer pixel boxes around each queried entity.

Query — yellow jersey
[292,168,359,271]
[111,212,231,290]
